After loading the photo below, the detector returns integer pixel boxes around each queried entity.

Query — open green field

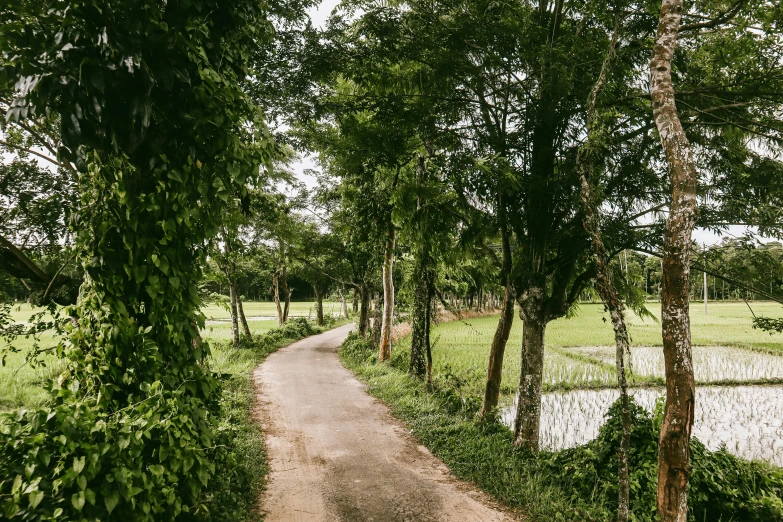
[6,300,345,324]
[0,304,315,411]
[202,300,343,320]
[391,301,783,465]
[397,301,783,396]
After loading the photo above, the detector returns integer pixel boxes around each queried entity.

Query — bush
[0,317,333,522]
[547,397,783,521]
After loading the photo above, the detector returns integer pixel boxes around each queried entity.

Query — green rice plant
[501,386,783,467]
[405,302,783,397]
[573,346,783,385]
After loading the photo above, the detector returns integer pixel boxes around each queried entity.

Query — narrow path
[254,323,518,522]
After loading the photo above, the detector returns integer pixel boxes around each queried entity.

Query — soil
[254,323,520,521]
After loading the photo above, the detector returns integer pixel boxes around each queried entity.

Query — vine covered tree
[0,1,272,518]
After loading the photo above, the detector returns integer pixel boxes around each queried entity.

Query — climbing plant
[0,1,272,519]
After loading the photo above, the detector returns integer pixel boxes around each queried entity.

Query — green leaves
[0,0,273,519]
[28,489,43,509]
[104,488,119,513]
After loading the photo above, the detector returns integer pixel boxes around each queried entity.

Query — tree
[0,1,271,518]
[650,1,697,519]
[0,116,80,304]
[295,223,339,326]
[341,0,783,451]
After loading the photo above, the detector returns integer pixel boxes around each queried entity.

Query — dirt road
[254,323,518,522]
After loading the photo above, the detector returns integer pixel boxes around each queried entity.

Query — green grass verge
[341,334,783,522]
[201,301,344,321]
[0,309,347,522]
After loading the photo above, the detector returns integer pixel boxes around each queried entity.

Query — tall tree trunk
[273,271,283,326]
[480,198,514,420]
[424,283,433,385]
[579,146,633,522]
[358,286,371,337]
[651,2,698,520]
[576,8,631,520]
[314,285,324,326]
[276,240,290,324]
[237,296,252,339]
[410,258,429,377]
[480,284,514,419]
[512,301,547,449]
[340,287,350,318]
[229,277,240,348]
[378,223,396,362]
[371,292,382,350]
[282,272,290,323]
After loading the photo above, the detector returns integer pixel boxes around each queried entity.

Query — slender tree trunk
[358,286,371,337]
[480,283,514,419]
[229,277,240,348]
[238,296,252,339]
[424,284,433,385]
[651,2,698,520]
[575,8,631,519]
[371,292,383,350]
[579,157,633,522]
[352,290,359,313]
[339,287,350,318]
[314,286,324,326]
[410,258,428,377]
[480,198,514,420]
[378,223,396,362]
[273,272,283,326]
[513,304,547,449]
[276,240,290,324]
[282,274,290,323]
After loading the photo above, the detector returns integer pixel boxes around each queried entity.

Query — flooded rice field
[573,346,783,383]
[502,385,783,466]
[544,350,615,387]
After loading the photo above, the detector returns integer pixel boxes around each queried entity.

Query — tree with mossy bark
[0,1,272,518]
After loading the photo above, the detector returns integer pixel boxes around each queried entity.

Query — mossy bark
[651,1,698,519]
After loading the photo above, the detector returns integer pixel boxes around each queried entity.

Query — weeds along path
[254,323,517,522]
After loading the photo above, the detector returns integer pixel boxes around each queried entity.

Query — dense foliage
[0,0,272,519]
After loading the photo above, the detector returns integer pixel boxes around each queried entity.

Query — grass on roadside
[340,333,783,522]
[1,304,347,522]
[202,316,349,522]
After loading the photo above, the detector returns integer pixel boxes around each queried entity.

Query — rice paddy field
[6,300,343,325]
[398,301,783,466]
[202,300,343,321]
[0,301,328,411]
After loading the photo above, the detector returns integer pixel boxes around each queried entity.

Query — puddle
[501,385,783,466]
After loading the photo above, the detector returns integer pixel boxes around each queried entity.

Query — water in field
[572,346,783,383]
[501,385,783,466]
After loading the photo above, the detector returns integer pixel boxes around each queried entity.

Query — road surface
[254,323,518,521]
